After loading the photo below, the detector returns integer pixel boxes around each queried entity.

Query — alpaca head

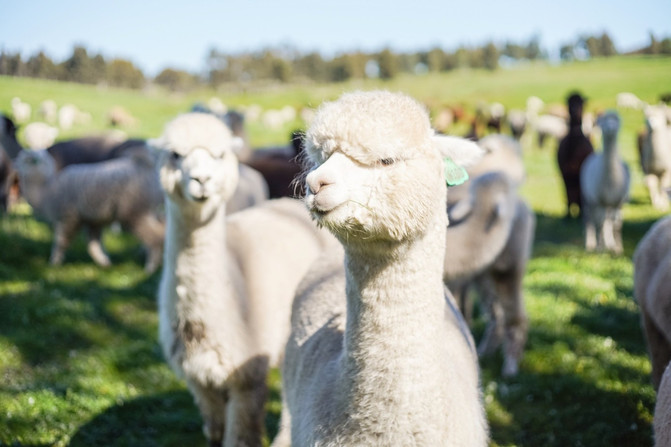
[597,110,621,138]
[150,112,243,218]
[303,90,482,244]
[14,149,56,186]
[645,105,669,133]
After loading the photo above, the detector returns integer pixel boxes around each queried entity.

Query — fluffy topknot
[304,90,434,166]
[152,112,234,157]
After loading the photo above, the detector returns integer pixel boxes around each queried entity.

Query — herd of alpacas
[1,88,671,445]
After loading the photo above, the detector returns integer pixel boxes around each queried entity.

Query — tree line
[2,32,670,92]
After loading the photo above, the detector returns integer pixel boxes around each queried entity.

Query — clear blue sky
[2,0,670,76]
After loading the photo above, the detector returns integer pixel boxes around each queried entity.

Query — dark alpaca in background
[557,92,594,218]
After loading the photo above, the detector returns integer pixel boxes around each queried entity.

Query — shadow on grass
[69,377,283,446]
[0,270,161,366]
[68,390,203,447]
[485,366,654,446]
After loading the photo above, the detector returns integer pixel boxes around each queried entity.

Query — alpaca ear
[431,135,484,168]
[146,138,163,152]
[231,136,245,156]
[447,197,473,223]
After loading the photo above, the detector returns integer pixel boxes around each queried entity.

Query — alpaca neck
[601,132,623,181]
[339,208,451,426]
[19,177,49,218]
[161,199,250,346]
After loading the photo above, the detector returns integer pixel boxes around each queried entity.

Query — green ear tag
[443,157,469,186]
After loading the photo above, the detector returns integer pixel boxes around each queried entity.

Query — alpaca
[457,199,535,377]
[279,90,488,446]
[14,148,164,272]
[444,135,534,377]
[245,130,307,199]
[634,215,671,390]
[580,110,630,254]
[557,92,595,219]
[640,104,671,210]
[226,164,269,214]
[0,115,21,212]
[443,171,518,281]
[506,109,527,141]
[655,362,671,444]
[152,112,336,446]
[45,134,129,171]
[23,122,59,150]
[11,97,31,123]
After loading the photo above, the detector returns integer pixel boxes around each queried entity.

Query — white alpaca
[23,122,59,150]
[580,110,630,254]
[278,91,489,446]
[14,148,164,272]
[634,215,671,391]
[640,104,671,210]
[11,97,31,123]
[152,112,335,446]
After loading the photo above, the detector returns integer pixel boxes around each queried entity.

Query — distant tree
[426,47,447,71]
[61,46,100,83]
[454,47,470,68]
[396,52,418,74]
[294,52,328,81]
[660,38,671,55]
[106,58,145,89]
[376,48,398,80]
[482,42,499,70]
[271,58,293,82]
[560,43,575,61]
[328,52,367,82]
[24,51,59,79]
[206,47,228,86]
[648,32,661,54]
[599,32,617,56]
[155,68,198,91]
[525,35,543,60]
[468,46,485,68]
[502,41,526,60]
[91,54,107,83]
[579,35,601,58]
[0,51,25,76]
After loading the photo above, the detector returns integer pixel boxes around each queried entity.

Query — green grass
[1,55,670,446]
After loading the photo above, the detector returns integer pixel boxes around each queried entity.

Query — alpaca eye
[170,151,182,162]
[380,158,395,166]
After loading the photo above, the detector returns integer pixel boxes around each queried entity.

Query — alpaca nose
[192,173,211,185]
[306,170,334,195]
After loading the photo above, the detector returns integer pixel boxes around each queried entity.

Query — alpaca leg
[50,221,79,265]
[497,271,529,377]
[270,396,292,447]
[189,381,228,447]
[476,276,504,357]
[602,216,616,254]
[612,210,624,255]
[660,171,671,210]
[641,311,671,390]
[645,174,658,207]
[584,213,597,252]
[131,214,165,274]
[86,226,111,267]
[224,366,269,447]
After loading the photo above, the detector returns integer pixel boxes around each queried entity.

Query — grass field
[1,55,671,446]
